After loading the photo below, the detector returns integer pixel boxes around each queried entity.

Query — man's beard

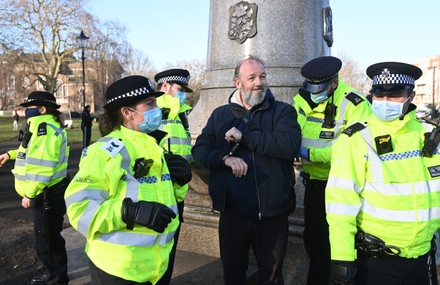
[241,87,266,107]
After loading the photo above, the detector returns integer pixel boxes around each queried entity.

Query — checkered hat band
[107,87,151,104]
[157,75,189,85]
[26,98,57,104]
[373,73,415,86]
[306,73,338,84]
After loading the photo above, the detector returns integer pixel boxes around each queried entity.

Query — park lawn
[0,117,101,143]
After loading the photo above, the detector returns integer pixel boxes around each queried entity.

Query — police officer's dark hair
[43,106,65,129]
[99,108,124,136]
[233,55,266,80]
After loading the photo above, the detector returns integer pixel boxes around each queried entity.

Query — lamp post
[433,65,436,109]
[77,30,89,108]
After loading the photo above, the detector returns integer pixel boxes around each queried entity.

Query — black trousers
[219,211,288,285]
[32,192,69,285]
[82,125,91,148]
[156,200,185,285]
[89,259,152,285]
[355,251,438,285]
[303,179,330,285]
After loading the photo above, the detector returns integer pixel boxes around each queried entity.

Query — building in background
[414,55,440,117]
[0,53,123,116]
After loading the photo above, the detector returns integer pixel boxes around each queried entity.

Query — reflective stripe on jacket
[293,81,371,180]
[326,110,440,261]
[157,94,193,202]
[11,114,69,198]
[64,126,179,283]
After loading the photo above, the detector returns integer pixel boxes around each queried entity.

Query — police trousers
[219,211,288,285]
[303,178,330,285]
[356,250,438,285]
[32,188,69,285]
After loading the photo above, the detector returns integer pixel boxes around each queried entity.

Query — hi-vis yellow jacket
[157,94,192,202]
[326,110,440,261]
[293,81,371,180]
[64,126,179,283]
[8,114,69,198]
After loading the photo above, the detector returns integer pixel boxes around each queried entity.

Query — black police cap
[301,56,342,93]
[20,91,61,109]
[104,75,164,112]
[154,69,193,93]
[366,62,422,94]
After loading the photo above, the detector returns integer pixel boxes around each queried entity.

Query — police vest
[64,127,179,283]
[293,81,371,180]
[157,94,193,202]
[326,111,440,260]
[10,114,69,198]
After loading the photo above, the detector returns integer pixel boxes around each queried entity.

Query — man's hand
[224,156,248,178]
[225,127,242,143]
[0,153,10,168]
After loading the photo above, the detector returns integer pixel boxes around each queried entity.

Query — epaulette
[100,138,124,158]
[345,92,365,106]
[37,122,47,136]
[342,122,366,137]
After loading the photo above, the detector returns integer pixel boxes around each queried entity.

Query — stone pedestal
[190,0,331,136]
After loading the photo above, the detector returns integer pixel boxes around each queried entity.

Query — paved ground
[0,138,223,285]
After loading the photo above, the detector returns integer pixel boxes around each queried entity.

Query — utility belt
[355,229,436,259]
[355,230,401,258]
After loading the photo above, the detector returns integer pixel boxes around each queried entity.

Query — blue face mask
[175,90,187,106]
[372,100,405,122]
[310,90,328,104]
[132,107,163,133]
[25,108,41,119]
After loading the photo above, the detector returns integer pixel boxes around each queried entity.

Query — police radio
[322,103,336,129]
[422,127,440,157]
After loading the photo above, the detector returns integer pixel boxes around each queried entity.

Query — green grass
[0,117,101,143]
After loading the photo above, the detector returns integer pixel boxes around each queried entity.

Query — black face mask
[24,108,41,119]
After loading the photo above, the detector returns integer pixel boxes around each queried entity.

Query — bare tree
[163,59,206,108]
[336,52,371,95]
[0,0,93,93]
[120,47,157,78]
[86,20,127,113]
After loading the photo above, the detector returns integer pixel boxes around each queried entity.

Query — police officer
[0,91,70,285]
[81,105,93,148]
[326,62,440,284]
[64,75,191,284]
[154,68,193,285]
[293,56,372,284]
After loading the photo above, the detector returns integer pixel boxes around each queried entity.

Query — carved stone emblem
[228,1,258,44]
[323,6,333,47]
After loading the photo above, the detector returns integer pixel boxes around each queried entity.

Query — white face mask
[372,97,410,122]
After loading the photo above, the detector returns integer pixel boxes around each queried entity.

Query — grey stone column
[181,0,333,283]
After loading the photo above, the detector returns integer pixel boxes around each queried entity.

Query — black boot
[31,274,47,285]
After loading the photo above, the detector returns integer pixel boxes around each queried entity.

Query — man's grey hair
[233,55,266,80]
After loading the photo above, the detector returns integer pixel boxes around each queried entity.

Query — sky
[88,0,440,71]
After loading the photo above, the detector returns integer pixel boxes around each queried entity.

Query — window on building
[8,75,15,90]
[22,76,30,89]
[55,79,65,98]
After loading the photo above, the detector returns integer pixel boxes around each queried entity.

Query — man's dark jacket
[192,89,301,219]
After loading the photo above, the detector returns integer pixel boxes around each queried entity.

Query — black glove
[330,260,357,285]
[121,198,176,233]
[164,153,192,186]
